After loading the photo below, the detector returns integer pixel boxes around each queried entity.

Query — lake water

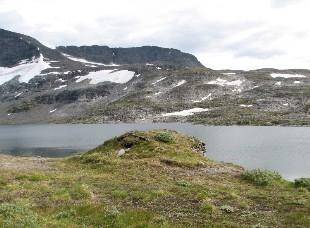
[0,123,309,180]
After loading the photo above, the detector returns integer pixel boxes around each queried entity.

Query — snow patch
[152,77,166,85]
[49,109,57,113]
[275,81,282,86]
[294,81,301,84]
[62,53,119,66]
[222,72,236,75]
[193,93,212,103]
[15,92,23,98]
[232,88,242,93]
[173,80,186,88]
[0,54,51,85]
[240,104,253,108]
[54,85,67,90]
[56,78,66,83]
[270,73,306,79]
[46,60,59,63]
[76,70,135,84]
[40,72,61,76]
[207,78,243,87]
[162,108,209,117]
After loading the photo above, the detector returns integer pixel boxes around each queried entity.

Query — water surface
[0,123,309,180]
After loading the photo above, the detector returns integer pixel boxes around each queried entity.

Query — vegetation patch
[154,131,175,143]
[294,178,310,189]
[241,169,282,186]
[0,203,38,227]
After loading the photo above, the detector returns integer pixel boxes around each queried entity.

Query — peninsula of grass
[0,129,309,227]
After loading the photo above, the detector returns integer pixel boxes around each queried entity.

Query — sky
[0,0,309,70]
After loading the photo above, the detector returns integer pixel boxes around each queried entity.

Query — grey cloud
[0,11,26,32]
[234,49,284,59]
[0,9,284,62]
[93,14,262,56]
[225,28,286,59]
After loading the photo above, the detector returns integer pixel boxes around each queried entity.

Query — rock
[220,205,235,213]
[117,149,126,156]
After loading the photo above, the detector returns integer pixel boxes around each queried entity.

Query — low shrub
[70,184,92,200]
[154,131,174,143]
[241,169,282,186]
[294,178,310,189]
[54,209,77,220]
[15,172,47,182]
[176,180,191,187]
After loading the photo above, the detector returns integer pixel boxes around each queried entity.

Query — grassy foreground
[0,130,309,227]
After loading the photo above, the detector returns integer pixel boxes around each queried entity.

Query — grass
[0,129,309,227]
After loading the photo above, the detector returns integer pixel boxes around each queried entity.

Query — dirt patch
[0,155,55,171]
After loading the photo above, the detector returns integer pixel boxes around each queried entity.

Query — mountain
[0,29,40,67]
[56,45,204,67]
[0,28,309,125]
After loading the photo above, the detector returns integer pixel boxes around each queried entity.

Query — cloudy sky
[0,0,309,70]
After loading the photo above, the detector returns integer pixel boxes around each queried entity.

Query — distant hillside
[56,45,204,67]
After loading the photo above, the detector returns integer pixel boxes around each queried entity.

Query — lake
[0,123,309,180]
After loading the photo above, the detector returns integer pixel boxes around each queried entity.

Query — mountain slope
[0,29,40,67]
[56,45,204,67]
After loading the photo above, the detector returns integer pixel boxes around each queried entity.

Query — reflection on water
[0,123,309,180]
[5,147,79,157]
